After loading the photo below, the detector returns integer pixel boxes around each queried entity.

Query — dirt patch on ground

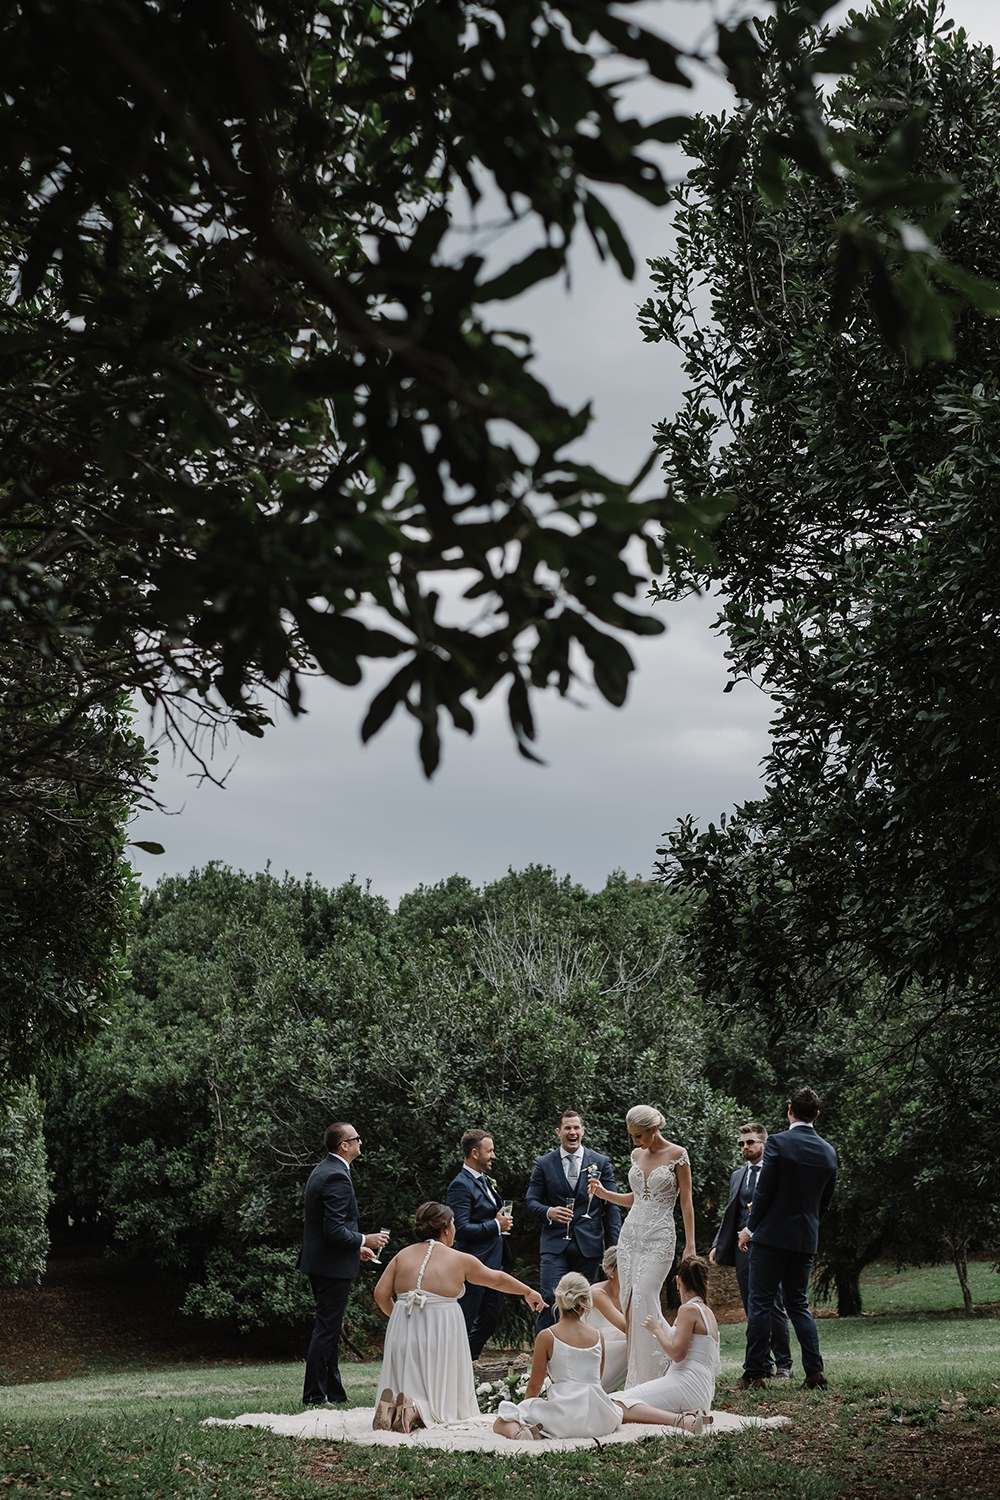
[0,1247,310,1384]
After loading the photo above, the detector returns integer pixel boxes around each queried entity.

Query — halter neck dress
[376,1240,479,1425]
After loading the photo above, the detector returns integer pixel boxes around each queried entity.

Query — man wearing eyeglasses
[710,1122,792,1380]
[299,1123,388,1408]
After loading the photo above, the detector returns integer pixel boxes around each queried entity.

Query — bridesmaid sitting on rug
[612,1256,720,1436]
[372,1201,546,1433]
[586,1245,628,1392]
[493,1273,623,1441]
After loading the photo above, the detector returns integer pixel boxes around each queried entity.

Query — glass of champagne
[501,1200,513,1234]
[370,1227,390,1266]
[562,1195,576,1241]
[581,1163,600,1219]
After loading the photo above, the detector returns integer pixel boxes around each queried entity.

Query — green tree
[0,634,151,1077]
[637,0,1000,1309]
[0,1080,49,1286]
[646,0,1000,1059]
[0,0,987,803]
[45,864,741,1337]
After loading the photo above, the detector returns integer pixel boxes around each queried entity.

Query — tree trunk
[952,1243,975,1317]
[835,1265,863,1318]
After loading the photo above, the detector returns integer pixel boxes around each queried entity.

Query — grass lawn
[857,1259,1000,1316]
[3,1271,1000,1499]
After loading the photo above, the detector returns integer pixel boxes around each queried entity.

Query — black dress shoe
[734,1377,768,1390]
[802,1371,828,1390]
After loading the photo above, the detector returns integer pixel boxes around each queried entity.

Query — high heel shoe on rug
[372,1389,396,1431]
[391,1394,425,1434]
[514,1422,545,1440]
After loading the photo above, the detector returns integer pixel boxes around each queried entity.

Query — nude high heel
[372,1389,396,1431]
[391,1394,424,1434]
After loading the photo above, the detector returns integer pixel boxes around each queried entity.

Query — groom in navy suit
[446,1129,513,1359]
[737,1087,838,1390]
[526,1109,621,1332]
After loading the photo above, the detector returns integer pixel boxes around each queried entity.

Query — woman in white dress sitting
[612,1256,720,1436]
[372,1201,545,1433]
[493,1274,623,1441]
[586,1246,628,1392]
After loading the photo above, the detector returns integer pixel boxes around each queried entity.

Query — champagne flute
[581,1163,600,1219]
[562,1194,576,1241]
[501,1200,514,1235]
[369,1227,390,1266]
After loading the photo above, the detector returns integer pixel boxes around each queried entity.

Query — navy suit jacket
[747,1125,838,1255]
[712,1162,756,1267]
[526,1148,621,1259]
[446,1166,512,1270]
[298,1154,363,1279]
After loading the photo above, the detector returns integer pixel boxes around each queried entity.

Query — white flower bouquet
[475,1371,550,1413]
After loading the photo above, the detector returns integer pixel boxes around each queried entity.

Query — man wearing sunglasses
[710,1122,792,1381]
[299,1123,388,1408]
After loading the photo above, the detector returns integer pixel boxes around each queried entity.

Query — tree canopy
[43,862,741,1331]
[1,0,989,786]
[643,0,1000,1150]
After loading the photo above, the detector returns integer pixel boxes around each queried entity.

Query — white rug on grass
[203,1406,789,1452]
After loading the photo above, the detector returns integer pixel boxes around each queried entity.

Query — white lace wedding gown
[617,1150,689,1385]
[615,1300,721,1415]
[377,1241,480,1425]
[497,1331,623,1438]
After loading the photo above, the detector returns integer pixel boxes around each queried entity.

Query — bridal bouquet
[475,1372,550,1413]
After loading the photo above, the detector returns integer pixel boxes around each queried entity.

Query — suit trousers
[461,1281,505,1360]
[734,1246,792,1373]
[303,1274,353,1405]
[537,1243,602,1332]
[745,1243,823,1380]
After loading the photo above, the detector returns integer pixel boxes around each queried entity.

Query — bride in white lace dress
[588,1105,696,1384]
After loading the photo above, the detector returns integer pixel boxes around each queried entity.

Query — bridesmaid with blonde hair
[493,1273,623,1441]
[588,1104,696,1384]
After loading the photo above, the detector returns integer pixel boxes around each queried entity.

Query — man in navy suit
[298,1123,388,1407]
[446,1129,513,1359]
[736,1088,838,1390]
[711,1121,792,1379]
[526,1109,621,1332]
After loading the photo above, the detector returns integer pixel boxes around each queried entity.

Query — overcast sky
[127,0,1000,905]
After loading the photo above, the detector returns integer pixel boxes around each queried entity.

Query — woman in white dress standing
[372,1202,545,1432]
[493,1274,623,1441]
[613,1256,720,1435]
[588,1104,696,1384]
[586,1246,628,1392]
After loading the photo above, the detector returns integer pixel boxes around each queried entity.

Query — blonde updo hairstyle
[600,1245,619,1277]
[553,1272,593,1320]
[626,1104,665,1134]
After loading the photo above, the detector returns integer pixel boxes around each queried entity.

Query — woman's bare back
[388,1240,474,1298]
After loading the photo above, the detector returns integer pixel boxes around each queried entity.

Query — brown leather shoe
[734,1377,768,1390]
[802,1371,828,1390]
